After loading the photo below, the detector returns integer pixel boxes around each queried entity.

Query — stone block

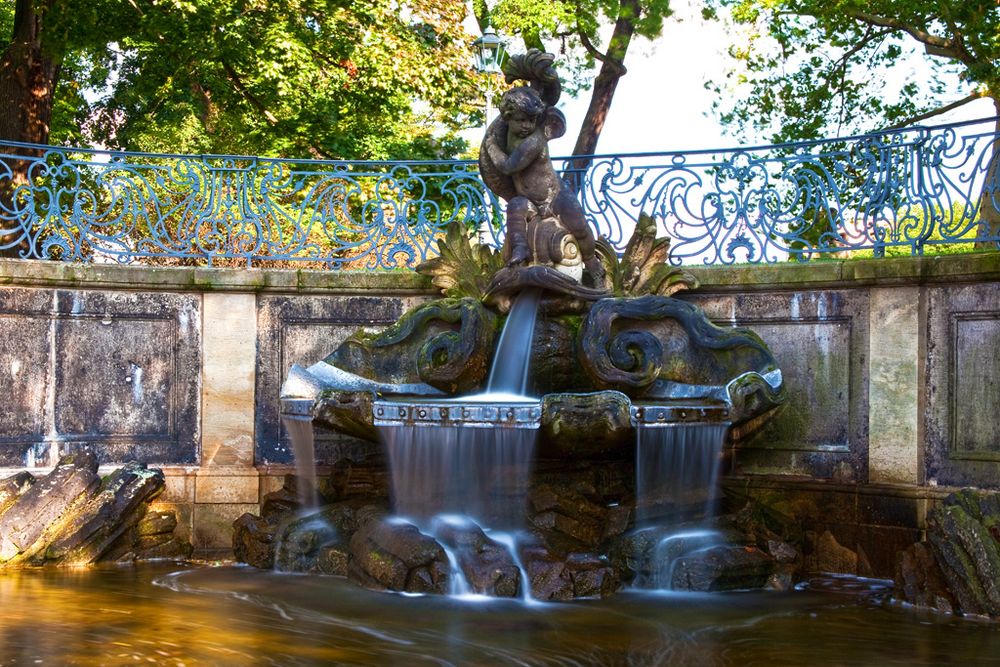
[192,503,259,551]
[201,293,256,467]
[160,471,195,503]
[195,474,260,504]
[868,287,920,485]
[150,502,193,544]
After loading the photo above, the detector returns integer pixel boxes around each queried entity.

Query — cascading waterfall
[635,423,728,527]
[382,425,538,529]
[634,422,729,590]
[377,288,544,597]
[281,401,319,510]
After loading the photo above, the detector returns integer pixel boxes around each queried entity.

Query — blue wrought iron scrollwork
[1,116,997,267]
[562,116,1000,265]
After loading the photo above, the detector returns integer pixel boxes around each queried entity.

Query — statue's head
[499,87,546,138]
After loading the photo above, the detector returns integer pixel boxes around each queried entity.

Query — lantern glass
[472,25,506,74]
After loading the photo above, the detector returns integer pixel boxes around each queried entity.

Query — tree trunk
[0,0,61,258]
[975,97,1000,249]
[565,0,639,191]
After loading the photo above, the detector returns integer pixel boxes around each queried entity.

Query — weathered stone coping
[0,258,435,294]
[2,251,999,294]
[688,251,1000,292]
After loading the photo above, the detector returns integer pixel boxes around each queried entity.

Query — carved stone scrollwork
[325,297,498,395]
[579,295,777,398]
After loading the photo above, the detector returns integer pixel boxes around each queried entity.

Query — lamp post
[472,23,506,126]
[472,23,507,246]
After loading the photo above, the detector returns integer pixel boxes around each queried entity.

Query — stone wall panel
[926,284,1000,487]
[0,287,200,466]
[255,294,427,465]
[689,289,868,481]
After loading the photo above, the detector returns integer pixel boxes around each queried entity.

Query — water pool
[1,564,997,666]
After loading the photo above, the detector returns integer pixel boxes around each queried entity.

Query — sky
[466,0,995,158]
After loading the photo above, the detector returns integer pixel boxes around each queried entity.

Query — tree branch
[886,92,985,129]
[220,59,279,125]
[845,10,969,63]
[576,30,627,76]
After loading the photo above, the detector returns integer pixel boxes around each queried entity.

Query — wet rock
[0,452,101,564]
[0,456,189,567]
[0,472,34,519]
[565,552,619,598]
[233,513,279,569]
[138,509,178,537]
[527,483,608,548]
[608,525,727,587]
[805,530,857,574]
[261,485,300,520]
[925,490,1000,617]
[322,459,390,502]
[432,519,520,597]
[519,542,573,601]
[894,541,955,614]
[669,545,774,592]
[348,519,450,594]
[767,538,798,564]
[275,513,345,573]
[45,462,166,565]
[316,545,350,576]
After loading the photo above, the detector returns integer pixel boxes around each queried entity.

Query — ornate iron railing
[1,116,997,267]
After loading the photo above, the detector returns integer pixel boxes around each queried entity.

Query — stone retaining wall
[2,253,999,561]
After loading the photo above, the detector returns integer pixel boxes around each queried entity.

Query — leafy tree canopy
[472,0,672,156]
[2,0,480,160]
[703,0,999,142]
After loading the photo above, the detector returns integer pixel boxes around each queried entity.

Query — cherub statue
[479,50,605,284]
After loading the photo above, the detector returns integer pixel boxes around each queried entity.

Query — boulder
[669,545,775,592]
[0,452,101,564]
[45,462,166,565]
[925,490,1000,617]
[894,541,955,614]
[431,519,520,597]
[348,519,450,594]
[233,513,280,569]
[0,472,34,519]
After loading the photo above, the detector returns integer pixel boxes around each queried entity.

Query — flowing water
[281,414,319,509]
[3,563,998,666]
[487,288,542,396]
[635,422,729,590]
[377,288,545,594]
[635,423,729,528]
[382,425,538,530]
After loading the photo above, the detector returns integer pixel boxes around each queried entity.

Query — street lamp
[472,23,507,246]
[472,23,507,125]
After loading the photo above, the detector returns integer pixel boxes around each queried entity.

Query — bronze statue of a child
[480,83,604,284]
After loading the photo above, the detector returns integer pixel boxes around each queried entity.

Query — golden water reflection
[0,564,998,666]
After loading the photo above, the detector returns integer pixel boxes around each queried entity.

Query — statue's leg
[506,197,532,266]
[553,190,605,282]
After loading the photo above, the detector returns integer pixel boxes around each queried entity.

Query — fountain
[268,49,786,599]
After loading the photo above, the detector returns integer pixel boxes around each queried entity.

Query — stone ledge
[0,258,435,294]
[3,252,1000,295]
[724,474,955,501]
[688,251,1000,292]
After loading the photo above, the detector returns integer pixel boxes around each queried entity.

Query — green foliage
[8,0,479,160]
[704,0,999,142]
[478,0,672,98]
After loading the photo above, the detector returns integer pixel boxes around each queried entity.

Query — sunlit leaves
[32,0,480,160]
[705,0,998,142]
